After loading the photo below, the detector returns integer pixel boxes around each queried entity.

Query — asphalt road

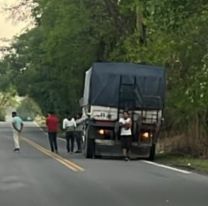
[0,121,208,206]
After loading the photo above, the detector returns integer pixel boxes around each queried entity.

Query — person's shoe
[124,157,129,161]
[75,150,81,153]
[13,148,20,152]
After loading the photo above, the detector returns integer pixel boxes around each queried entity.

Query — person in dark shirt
[46,111,59,153]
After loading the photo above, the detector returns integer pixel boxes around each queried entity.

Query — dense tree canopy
[0,0,208,154]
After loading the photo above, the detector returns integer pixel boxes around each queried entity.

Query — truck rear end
[81,62,165,160]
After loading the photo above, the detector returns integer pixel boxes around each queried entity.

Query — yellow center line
[22,137,85,172]
[52,152,85,172]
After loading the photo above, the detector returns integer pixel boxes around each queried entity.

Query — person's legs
[70,132,75,153]
[75,131,82,152]
[122,148,127,157]
[121,136,126,156]
[121,136,129,161]
[13,131,20,150]
[126,136,132,158]
[48,132,54,152]
[52,132,58,153]
[66,132,70,152]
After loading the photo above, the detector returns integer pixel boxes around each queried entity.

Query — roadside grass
[156,153,208,174]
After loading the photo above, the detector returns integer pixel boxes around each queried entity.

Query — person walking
[119,110,132,161]
[46,111,59,153]
[11,111,24,152]
[63,114,76,153]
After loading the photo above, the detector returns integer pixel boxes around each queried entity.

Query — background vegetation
[0,0,208,156]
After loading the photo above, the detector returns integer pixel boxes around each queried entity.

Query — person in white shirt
[11,111,24,152]
[63,113,76,153]
[74,113,85,153]
[119,110,132,161]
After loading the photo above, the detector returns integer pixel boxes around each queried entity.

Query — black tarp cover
[83,62,166,109]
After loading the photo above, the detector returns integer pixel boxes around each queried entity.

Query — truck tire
[148,144,156,161]
[84,127,95,158]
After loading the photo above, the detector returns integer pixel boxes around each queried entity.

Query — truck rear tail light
[97,129,113,139]
[140,132,152,143]
[98,129,105,135]
[142,132,150,138]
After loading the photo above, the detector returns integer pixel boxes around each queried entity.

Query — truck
[80,62,166,160]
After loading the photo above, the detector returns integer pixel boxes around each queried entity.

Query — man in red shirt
[46,111,59,153]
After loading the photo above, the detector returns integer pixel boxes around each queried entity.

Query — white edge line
[143,160,192,174]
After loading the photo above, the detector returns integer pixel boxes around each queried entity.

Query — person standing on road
[11,111,24,152]
[74,113,84,153]
[46,111,59,153]
[62,114,76,153]
[119,110,132,161]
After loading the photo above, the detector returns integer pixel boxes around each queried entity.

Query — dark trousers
[121,135,132,152]
[66,131,74,152]
[75,131,82,152]
[48,132,58,152]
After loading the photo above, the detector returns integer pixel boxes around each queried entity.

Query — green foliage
[0,110,5,121]
[0,90,16,106]
[0,89,17,121]
[16,97,41,120]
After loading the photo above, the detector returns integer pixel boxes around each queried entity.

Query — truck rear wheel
[84,127,95,158]
[148,144,156,161]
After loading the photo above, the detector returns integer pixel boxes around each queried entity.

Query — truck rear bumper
[94,139,151,158]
